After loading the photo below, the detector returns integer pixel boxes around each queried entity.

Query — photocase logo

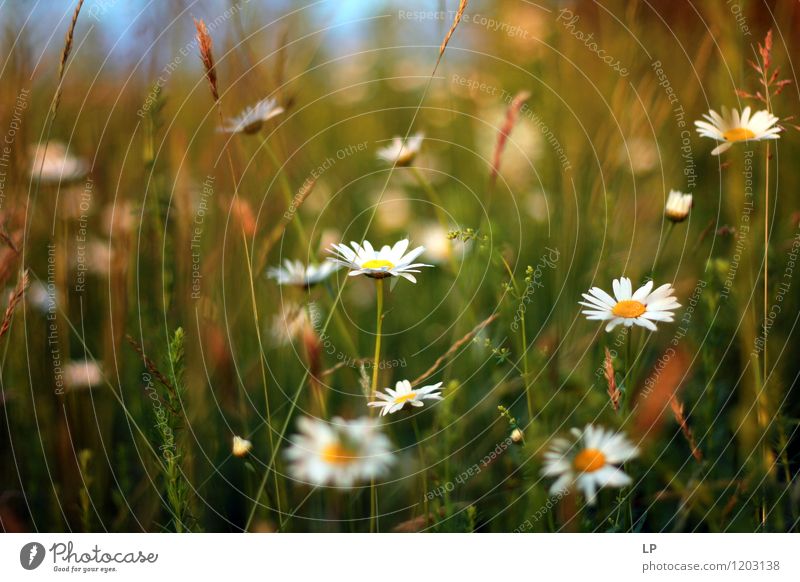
[20,542,46,570]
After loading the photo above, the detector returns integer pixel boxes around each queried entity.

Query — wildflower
[664,190,692,223]
[617,137,658,174]
[511,428,524,443]
[541,424,639,505]
[232,436,253,457]
[219,97,284,134]
[63,359,103,390]
[368,380,443,416]
[267,259,339,287]
[694,106,780,155]
[29,142,88,183]
[285,416,394,487]
[376,133,424,166]
[327,239,432,283]
[580,277,680,332]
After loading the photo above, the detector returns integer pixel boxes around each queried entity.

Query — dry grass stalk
[413,313,498,385]
[490,90,530,182]
[603,347,620,412]
[321,358,372,378]
[0,225,19,253]
[194,18,219,102]
[439,0,468,59]
[52,0,85,115]
[669,395,703,462]
[0,270,29,341]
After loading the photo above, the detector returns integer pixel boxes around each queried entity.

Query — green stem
[370,278,385,397]
[498,255,533,420]
[370,478,378,533]
[522,312,533,422]
[259,134,308,246]
[412,416,429,525]
[651,222,675,280]
[368,278,385,533]
[245,278,351,531]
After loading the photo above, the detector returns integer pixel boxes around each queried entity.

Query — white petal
[593,465,632,488]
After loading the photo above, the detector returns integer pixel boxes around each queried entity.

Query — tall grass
[0,0,798,533]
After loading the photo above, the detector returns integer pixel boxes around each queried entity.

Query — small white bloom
[368,380,443,416]
[665,190,692,223]
[63,359,103,391]
[327,238,433,283]
[219,97,284,134]
[232,435,253,457]
[694,106,781,155]
[541,424,639,505]
[285,416,394,487]
[617,137,658,175]
[267,259,339,287]
[29,142,88,183]
[580,277,680,332]
[376,132,424,166]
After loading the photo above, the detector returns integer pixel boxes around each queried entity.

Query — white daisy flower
[327,239,432,283]
[579,277,680,332]
[267,259,339,287]
[232,435,253,457]
[29,141,88,183]
[376,132,424,166]
[694,106,781,155]
[664,190,692,223]
[541,424,639,505]
[219,97,284,134]
[285,416,394,487]
[368,380,443,416]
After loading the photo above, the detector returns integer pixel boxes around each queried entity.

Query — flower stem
[761,139,771,530]
[371,278,385,397]
[651,222,675,281]
[412,416,430,526]
[521,312,533,422]
[370,477,378,533]
[763,141,769,389]
[260,135,308,246]
[369,278,385,533]
[624,329,633,411]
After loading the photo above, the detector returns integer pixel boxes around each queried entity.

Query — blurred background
[1,0,799,532]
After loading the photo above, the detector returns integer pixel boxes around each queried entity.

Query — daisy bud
[665,190,692,223]
[511,428,524,443]
[232,435,252,457]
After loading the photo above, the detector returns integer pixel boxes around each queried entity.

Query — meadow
[1,0,799,533]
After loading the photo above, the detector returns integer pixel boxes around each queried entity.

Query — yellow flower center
[612,299,646,318]
[573,448,607,473]
[396,150,415,166]
[361,259,395,270]
[722,127,756,142]
[321,443,356,465]
[394,391,417,404]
